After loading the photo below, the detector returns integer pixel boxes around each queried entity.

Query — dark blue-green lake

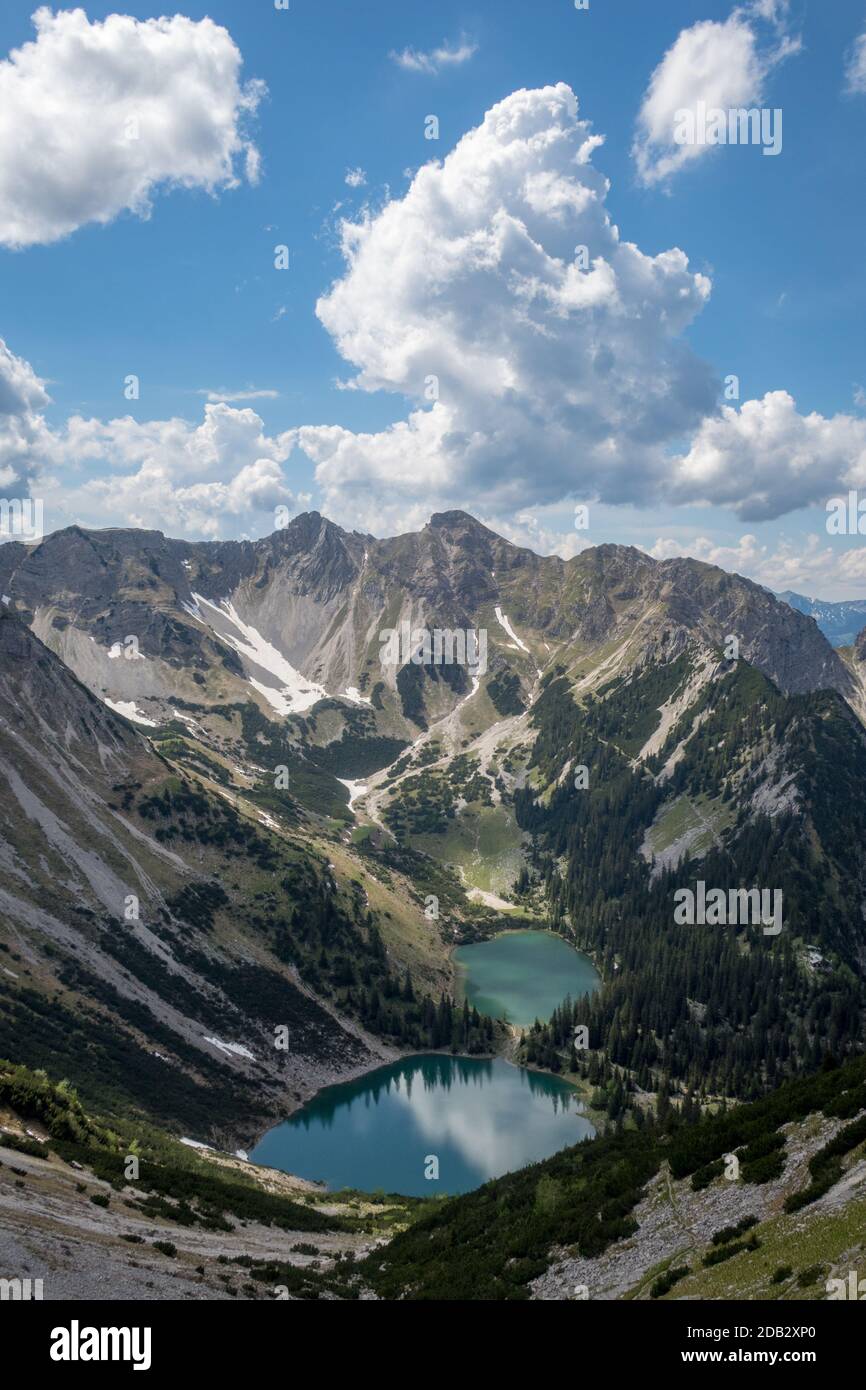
[454,929,600,1030]
[249,1055,594,1196]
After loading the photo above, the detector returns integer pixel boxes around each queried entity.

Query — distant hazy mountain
[778,590,866,648]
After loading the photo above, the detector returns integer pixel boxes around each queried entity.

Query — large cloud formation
[0,7,264,248]
[3,71,864,557]
[298,83,716,529]
[296,81,866,532]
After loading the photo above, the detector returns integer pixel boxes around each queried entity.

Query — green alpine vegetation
[515,660,866,1099]
[359,1053,866,1300]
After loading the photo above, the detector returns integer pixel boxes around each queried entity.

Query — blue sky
[1,0,865,596]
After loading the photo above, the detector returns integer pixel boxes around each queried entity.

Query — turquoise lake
[250,929,600,1195]
[249,1054,594,1196]
[454,929,600,1030]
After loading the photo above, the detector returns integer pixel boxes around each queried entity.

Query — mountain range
[2,512,866,1298]
[2,512,866,1106]
[0,514,859,728]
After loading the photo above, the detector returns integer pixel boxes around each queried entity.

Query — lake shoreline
[249,1052,596,1196]
[453,925,601,1031]
[235,924,601,1161]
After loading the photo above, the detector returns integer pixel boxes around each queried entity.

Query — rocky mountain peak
[427,510,495,535]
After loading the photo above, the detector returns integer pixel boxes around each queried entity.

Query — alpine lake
[250,930,600,1196]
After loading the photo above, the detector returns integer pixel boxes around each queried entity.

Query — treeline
[266,862,496,1051]
[355,981,495,1053]
[514,662,866,1099]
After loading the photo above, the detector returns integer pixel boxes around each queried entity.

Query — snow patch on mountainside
[203,1036,255,1060]
[104,699,159,727]
[495,607,529,653]
[187,594,326,715]
[463,674,481,706]
[338,778,369,810]
[170,709,203,732]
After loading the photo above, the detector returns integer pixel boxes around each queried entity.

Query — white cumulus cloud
[485,509,591,561]
[0,7,264,249]
[0,335,297,539]
[297,83,716,532]
[297,83,862,535]
[670,391,866,520]
[57,403,297,536]
[0,337,53,496]
[632,2,799,186]
[649,530,866,600]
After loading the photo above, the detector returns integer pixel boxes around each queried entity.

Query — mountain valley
[2,512,866,1300]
